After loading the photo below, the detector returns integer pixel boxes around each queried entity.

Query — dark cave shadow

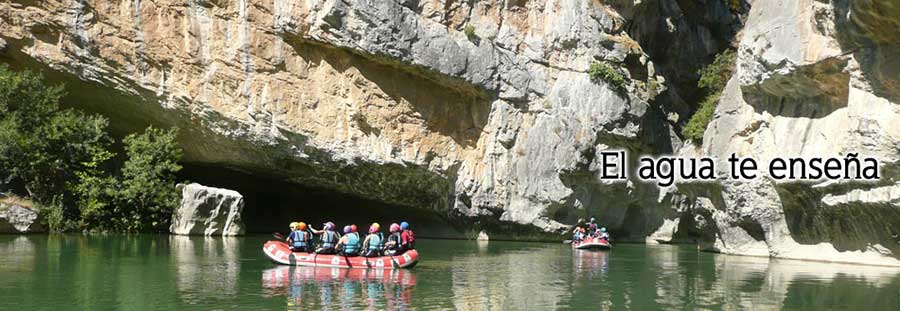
[285,37,491,150]
[179,163,462,238]
[744,94,845,119]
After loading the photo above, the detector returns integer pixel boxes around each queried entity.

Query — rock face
[170,183,245,236]
[667,0,900,266]
[0,204,44,233]
[0,0,674,235]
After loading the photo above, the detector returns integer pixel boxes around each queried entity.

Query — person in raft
[400,221,416,251]
[287,222,311,252]
[598,227,610,241]
[336,225,361,256]
[586,217,598,236]
[383,223,404,255]
[572,226,585,242]
[361,223,384,257]
[312,221,340,254]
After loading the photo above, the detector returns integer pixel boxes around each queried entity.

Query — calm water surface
[1,234,899,310]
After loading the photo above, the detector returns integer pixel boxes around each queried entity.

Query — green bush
[682,49,736,142]
[588,62,627,92]
[681,92,720,142]
[0,66,183,232]
[697,49,736,93]
[115,127,182,231]
[464,25,476,39]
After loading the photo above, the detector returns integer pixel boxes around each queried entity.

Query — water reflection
[262,266,415,310]
[0,236,35,274]
[0,236,898,310]
[637,245,900,310]
[572,249,610,280]
[169,236,241,303]
[450,243,569,310]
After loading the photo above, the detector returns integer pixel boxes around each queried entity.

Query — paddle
[273,232,286,241]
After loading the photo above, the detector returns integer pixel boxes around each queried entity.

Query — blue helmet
[400,221,409,230]
[600,227,607,233]
[590,217,596,223]
[324,222,335,230]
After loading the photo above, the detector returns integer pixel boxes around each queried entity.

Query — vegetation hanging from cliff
[0,66,183,232]
[682,49,736,142]
[588,62,627,92]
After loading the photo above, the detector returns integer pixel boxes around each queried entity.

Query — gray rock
[668,0,900,266]
[170,183,245,236]
[0,204,44,233]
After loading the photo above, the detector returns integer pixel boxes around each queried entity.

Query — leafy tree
[0,66,185,232]
[115,127,183,232]
[0,66,114,230]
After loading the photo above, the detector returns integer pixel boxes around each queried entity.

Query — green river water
[1,234,898,310]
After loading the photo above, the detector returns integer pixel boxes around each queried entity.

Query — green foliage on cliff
[682,49,736,142]
[464,24,476,39]
[0,66,183,232]
[697,49,736,93]
[588,62,627,92]
[681,93,721,142]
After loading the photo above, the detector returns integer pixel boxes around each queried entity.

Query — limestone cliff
[666,0,900,266]
[0,0,670,235]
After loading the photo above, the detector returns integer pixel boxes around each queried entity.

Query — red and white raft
[572,237,612,250]
[263,241,419,269]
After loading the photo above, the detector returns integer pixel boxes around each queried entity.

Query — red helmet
[389,223,401,233]
[350,224,358,232]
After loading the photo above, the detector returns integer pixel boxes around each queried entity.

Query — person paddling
[287,222,311,252]
[312,222,340,254]
[362,223,384,257]
[399,221,416,251]
[336,225,361,256]
[384,223,403,255]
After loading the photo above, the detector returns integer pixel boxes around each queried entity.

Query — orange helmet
[350,224,358,232]
[297,222,307,231]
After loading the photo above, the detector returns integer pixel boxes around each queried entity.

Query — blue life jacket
[368,233,382,251]
[322,230,337,248]
[291,230,308,248]
[344,233,360,253]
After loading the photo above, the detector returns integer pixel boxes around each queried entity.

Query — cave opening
[0,52,461,239]
[178,163,461,238]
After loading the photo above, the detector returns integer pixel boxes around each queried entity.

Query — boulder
[170,183,245,236]
[0,204,44,233]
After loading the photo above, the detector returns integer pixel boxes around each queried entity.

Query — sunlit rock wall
[671,0,900,266]
[0,0,671,234]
